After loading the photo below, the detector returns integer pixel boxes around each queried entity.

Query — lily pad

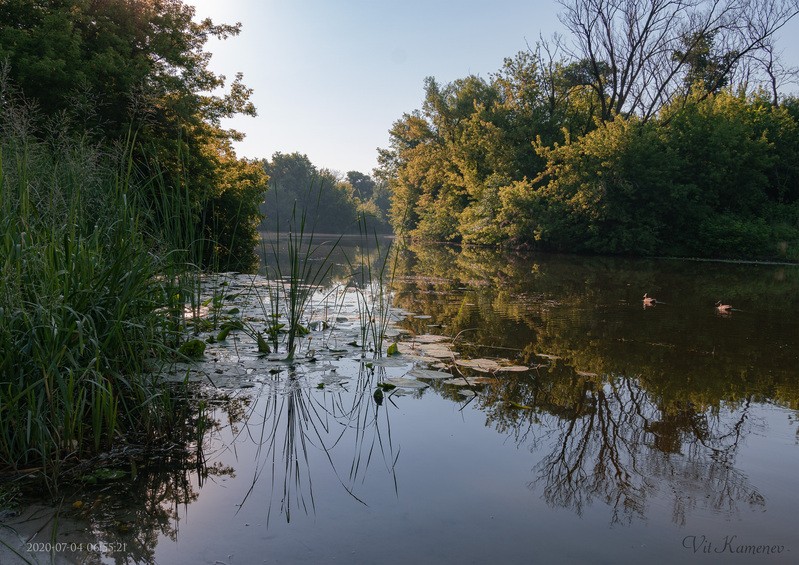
[370,357,408,367]
[411,334,451,344]
[407,368,452,380]
[419,344,455,359]
[443,376,496,386]
[495,365,530,373]
[454,358,501,372]
[384,377,429,390]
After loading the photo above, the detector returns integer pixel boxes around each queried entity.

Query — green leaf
[387,343,399,356]
[178,339,206,358]
[256,332,271,354]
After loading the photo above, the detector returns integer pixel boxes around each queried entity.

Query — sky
[187,0,799,177]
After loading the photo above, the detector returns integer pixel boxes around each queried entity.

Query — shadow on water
[2,241,798,563]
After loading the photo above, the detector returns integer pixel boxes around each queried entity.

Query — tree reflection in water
[389,242,794,526]
[507,376,765,525]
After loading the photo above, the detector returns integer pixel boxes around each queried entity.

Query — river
[3,240,798,564]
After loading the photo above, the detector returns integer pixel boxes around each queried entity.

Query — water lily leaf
[407,369,452,380]
[370,357,406,367]
[455,358,501,372]
[410,334,449,344]
[384,377,429,390]
[256,333,271,354]
[387,343,399,356]
[495,365,530,373]
[444,376,496,386]
[419,344,454,358]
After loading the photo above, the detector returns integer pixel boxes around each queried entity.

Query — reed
[261,180,342,360]
[0,95,197,482]
[349,216,400,357]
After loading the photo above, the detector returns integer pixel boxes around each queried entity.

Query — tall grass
[349,216,400,357]
[262,181,341,360]
[0,93,196,482]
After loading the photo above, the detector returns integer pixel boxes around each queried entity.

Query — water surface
[3,243,798,564]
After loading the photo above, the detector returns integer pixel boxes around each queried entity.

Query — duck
[643,293,657,306]
[716,301,732,313]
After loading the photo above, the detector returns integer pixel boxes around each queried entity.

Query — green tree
[0,0,267,270]
[263,152,387,234]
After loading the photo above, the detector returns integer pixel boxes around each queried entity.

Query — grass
[348,216,401,357]
[261,181,342,360]
[0,92,203,484]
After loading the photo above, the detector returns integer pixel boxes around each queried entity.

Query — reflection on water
[3,242,798,564]
[234,365,398,526]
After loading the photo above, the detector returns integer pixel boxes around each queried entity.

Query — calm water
[4,242,799,564]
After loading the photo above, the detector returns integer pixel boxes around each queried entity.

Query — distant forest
[260,153,391,234]
[377,0,799,261]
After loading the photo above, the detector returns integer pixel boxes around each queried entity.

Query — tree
[556,0,799,121]
[0,0,267,270]
[262,153,388,234]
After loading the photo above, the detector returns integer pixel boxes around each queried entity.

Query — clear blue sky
[188,0,799,177]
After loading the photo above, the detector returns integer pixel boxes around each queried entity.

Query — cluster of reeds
[349,215,400,357]
[256,193,400,361]
[0,94,199,481]
[259,182,342,360]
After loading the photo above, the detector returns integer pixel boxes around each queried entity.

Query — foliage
[379,36,799,260]
[262,152,390,234]
[0,102,193,479]
[0,0,267,271]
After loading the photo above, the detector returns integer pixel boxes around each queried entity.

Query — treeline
[0,0,267,271]
[261,152,391,234]
[379,0,799,260]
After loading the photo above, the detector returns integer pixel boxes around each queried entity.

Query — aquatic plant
[0,95,202,482]
[261,181,342,360]
[348,216,401,357]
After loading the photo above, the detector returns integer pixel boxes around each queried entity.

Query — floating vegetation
[454,359,503,373]
[406,369,453,380]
